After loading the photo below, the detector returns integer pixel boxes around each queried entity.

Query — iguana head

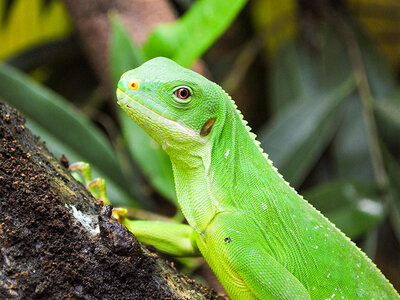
[116,57,226,159]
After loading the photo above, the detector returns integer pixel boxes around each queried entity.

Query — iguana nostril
[129,80,140,90]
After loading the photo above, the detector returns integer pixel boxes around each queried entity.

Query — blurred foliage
[0,0,400,289]
[348,0,400,67]
[0,0,71,60]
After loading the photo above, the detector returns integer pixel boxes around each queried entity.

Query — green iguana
[115,57,399,299]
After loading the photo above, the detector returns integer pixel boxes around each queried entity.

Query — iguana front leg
[123,219,200,257]
[70,162,110,204]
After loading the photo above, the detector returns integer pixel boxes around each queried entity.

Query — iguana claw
[70,162,128,221]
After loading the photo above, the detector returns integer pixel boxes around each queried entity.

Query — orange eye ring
[174,88,190,99]
[129,81,140,90]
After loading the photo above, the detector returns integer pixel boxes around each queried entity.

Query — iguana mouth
[116,88,176,121]
[116,88,204,142]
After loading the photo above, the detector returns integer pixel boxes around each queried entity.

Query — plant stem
[334,14,389,190]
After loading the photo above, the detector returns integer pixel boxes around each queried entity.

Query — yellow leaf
[251,0,298,56]
[0,0,71,60]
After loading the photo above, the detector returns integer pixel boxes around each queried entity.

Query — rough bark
[0,101,223,299]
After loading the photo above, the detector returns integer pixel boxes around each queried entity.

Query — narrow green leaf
[375,91,400,150]
[375,100,400,133]
[109,15,177,203]
[270,42,318,112]
[361,228,378,260]
[304,181,383,239]
[109,13,144,86]
[325,22,396,181]
[143,0,248,67]
[319,25,353,90]
[317,24,371,180]
[332,99,374,180]
[119,114,177,202]
[0,63,135,205]
[258,75,356,187]
[381,147,400,244]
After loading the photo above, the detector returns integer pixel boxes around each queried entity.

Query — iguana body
[116,57,399,299]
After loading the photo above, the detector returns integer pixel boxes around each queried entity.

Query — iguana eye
[173,87,191,102]
[175,88,190,99]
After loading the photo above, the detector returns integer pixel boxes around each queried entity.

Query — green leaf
[375,99,400,133]
[381,147,400,244]
[304,181,384,239]
[316,25,368,180]
[374,90,400,150]
[109,15,177,203]
[325,22,396,181]
[109,13,145,87]
[0,63,135,206]
[316,24,374,181]
[360,228,378,260]
[332,99,374,180]
[143,0,248,67]
[270,42,318,112]
[258,75,356,187]
[119,114,177,202]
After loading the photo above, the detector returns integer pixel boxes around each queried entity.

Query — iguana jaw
[116,88,205,149]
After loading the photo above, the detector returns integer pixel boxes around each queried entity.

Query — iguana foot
[87,177,110,205]
[70,162,110,206]
[111,207,128,223]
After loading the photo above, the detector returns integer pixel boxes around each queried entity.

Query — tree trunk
[0,101,223,299]
[62,0,207,95]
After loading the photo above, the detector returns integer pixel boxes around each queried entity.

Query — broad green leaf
[109,16,177,203]
[0,63,135,205]
[143,0,248,67]
[258,75,356,187]
[304,181,383,239]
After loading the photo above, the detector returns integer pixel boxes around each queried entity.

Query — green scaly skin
[116,57,399,299]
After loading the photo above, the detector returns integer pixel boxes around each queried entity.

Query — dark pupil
[178,88,189,99]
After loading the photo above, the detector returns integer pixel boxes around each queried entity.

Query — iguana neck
[208,97,290,210]
[171,161,217,234]
[170,93,293,233]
